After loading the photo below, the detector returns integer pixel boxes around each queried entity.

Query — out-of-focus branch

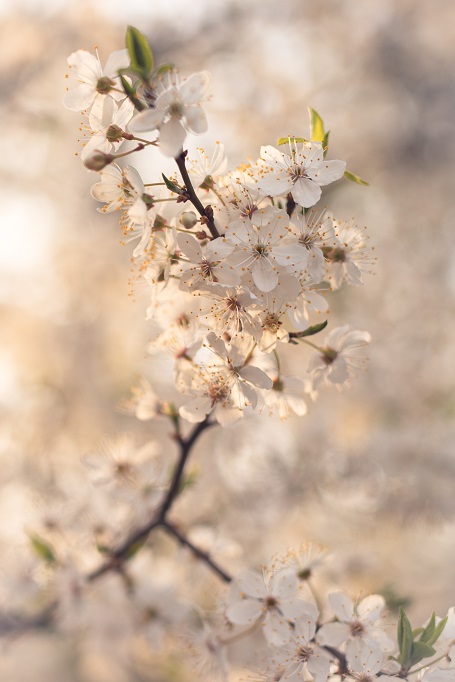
[161,519,232,583]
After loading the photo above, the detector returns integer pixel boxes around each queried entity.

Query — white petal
[180,71,211,104]
[214,404,243,427]
[239,366,273,390]
[328,591,354,621]
[291,178,322,208]
[236,570,266,598]
[252,258,278,293]
[128,108,164,133]
[328,358,348,384]
[307,652,330,682]
[179,397,211,423]
[263,611,292,646]
[104,49,130,78]
[306,160,346,186]
[206,238,235,260]
[270,569,297,600]
[185,105,208,134]
[357,594,385,624]
[226,599,263,625]
[317,621,350,647]
[63,84,96,112]
[177,233,202,263]
[159,118,187,158]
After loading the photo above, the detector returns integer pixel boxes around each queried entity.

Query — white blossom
[255,141,346,208]
[64,48,130,113]
[308,325,371,388]
[226,567,318,646]
[129,70,211,157]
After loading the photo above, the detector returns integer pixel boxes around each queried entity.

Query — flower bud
[83,150,114,171]
[180,211,198,229]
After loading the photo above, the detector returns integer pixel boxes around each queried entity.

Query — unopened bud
[83,150,114,171]
[195,231,209,240]
[180,211,198,229]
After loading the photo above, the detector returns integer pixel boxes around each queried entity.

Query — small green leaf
[124,536,148,560]
[162,173,182,195]
[419,613,436,644]
[308,107,325,143]
[29,534,56,564]
[344,169,369,186]
[277,136,308,146]
[412,627,424,637]
[322,130,330,157]
[119,74,145,111]
[427,616,448,646]
[156,63,175,75]
[397,607,413,666]
[296,320,328,338]
[410,641,436,666]
[177,468,198,496]
[126,26,153,79]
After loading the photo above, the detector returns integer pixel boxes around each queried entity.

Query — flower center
[322,347,338,365]
[291,165,308,183]
[254,243,268,257]
[169,100,185,119]
[298,233,314,249]
[297,645,312,662]
[272,378,284,392]
[263,313,281,334]
[96,76,116,94]
[323,246,346,262]
[207,380,230,405]
[349,620,365,637]
[264,595,278,610]
[200,259,214,279]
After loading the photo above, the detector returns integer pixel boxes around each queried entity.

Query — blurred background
[1,0,455,679]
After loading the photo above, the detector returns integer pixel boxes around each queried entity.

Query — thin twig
[162,520,232,583]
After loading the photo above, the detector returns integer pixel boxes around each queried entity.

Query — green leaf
[344,169,369,186]
[308,107,325,143]
[126,26,153,79]
[277,136,308,146]
[124,536,148,560]
[29,534,56,564]
[156,63,175,75]
[322,130,330,157]
[410,641,436,666]
[412,627,424,637]
[162,173,182,195]
[419,612,436,644]
[119,74,145,111]
[397,607,413,666]
[296,320,328,338]
[427,616,448,646]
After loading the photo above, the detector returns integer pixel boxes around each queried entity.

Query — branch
[88,417,216,581]
[161,520,232,583]
[175,151,220,239]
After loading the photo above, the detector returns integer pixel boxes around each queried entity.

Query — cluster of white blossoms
[64,30,375,429]
[218,557,455,682]
[47,26,454,682]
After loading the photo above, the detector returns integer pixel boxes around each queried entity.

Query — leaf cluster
[395,607,448,672]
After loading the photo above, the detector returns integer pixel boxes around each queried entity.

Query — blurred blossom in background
[1,0,455,679]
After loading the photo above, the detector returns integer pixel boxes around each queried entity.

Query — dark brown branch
[88,417,216,581]
[161,520,232,583]
[175,151,220,239]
